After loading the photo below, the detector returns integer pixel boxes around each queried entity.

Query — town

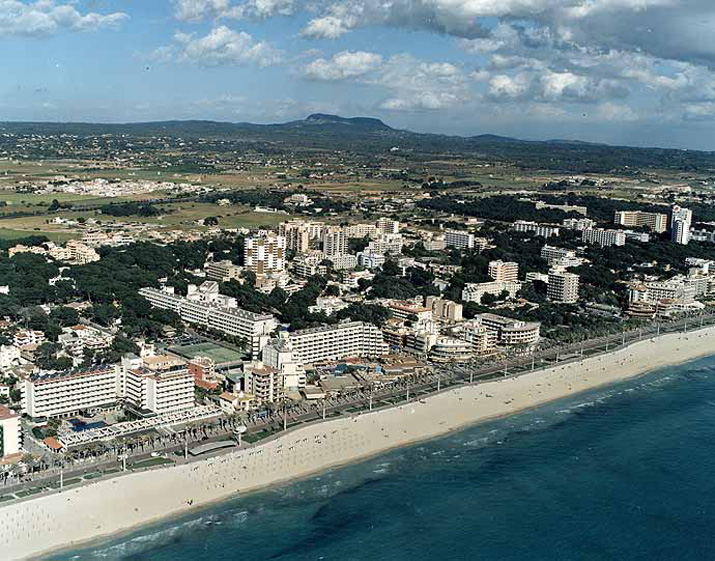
[0,120,713,505]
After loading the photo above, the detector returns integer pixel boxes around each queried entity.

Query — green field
[170,341,245,364]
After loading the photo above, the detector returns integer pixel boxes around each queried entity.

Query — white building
[244,233,286,276]
[261,338,307,390]
[123,364,194,415]
[357,251,386,269]
[582,228,626,247]
[22,366,119,419]
[376,217,400,235]
[562,218,597,231]
[322,226,348,257]
[614,210,668,233]
[547,271,580,303]
[671,205,693,245]
[288,321,388,364]
[477,313,541,348]
[513,221,560,238]
[139,284,277,357]
[462,281,522,304]
[0,405,21,459]
[489,260,519,282]
[444,230,475,250]
[541,245,576,264]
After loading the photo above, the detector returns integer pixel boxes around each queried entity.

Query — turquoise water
[53,355,715,560]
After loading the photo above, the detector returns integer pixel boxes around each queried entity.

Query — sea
[51,354,715,561]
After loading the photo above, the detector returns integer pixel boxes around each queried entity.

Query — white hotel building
[120,356,194,415]
[139,284,277,356]
[288,321,388,365]
[22,366,119,419]
[23,360,195,419]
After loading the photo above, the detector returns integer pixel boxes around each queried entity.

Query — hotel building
[547,271,580,303]
[288,321,388,364]
[614,210,668,233]
[488,260,519,282]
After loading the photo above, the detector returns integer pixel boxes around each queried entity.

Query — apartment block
[547,271,580,303]
[288,321,388,364]
[0,405,21,459]
[671,205,693,245]
[461,281,522,304]
[244,233,286,276]
[322,226,348,257]
[206,260,241,282]
[22,366,119,419]
[444,230,475,250]
[139,285,277,356]
[582,228,626,247]
[489,260,519,282]
[477,313,541,347]
[614,210,668,233]
[513,221,560,238]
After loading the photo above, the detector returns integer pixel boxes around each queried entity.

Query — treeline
[99,202,165,217]
[418,195,579,224]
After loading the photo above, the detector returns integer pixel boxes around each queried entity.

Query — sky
[2,1,715,149]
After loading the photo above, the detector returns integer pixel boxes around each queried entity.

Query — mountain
[0,114,713,173]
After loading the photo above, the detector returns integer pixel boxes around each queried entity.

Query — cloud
[301,51,470,111]
[303,51,383,80]
[152,25,282,67]
[173,0,294,20]
[0,0,128,36]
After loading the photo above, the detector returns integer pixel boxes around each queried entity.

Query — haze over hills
[0,114,713,172]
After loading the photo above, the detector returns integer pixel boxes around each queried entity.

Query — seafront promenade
[0,318,713,559]
[1,312,714,504]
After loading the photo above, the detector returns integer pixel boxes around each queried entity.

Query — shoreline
[3,326,714,560]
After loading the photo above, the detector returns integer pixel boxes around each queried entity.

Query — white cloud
[0,0,128,36]
[303,51,383,80]
[301,51,470,111]
[173,0,294,20]
[153,25,282,67]
[597,102,638,121]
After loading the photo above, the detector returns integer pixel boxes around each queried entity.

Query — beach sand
[1,327,713,560]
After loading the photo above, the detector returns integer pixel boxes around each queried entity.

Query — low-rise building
[206,260,241,282]
[462,281,522,304]
[477,314,541,348]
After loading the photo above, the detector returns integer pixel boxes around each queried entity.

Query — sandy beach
[1,326,713,560]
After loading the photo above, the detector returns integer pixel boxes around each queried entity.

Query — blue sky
[3,1,715,149]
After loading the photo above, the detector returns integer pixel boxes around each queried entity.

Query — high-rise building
[0,405,21,459]
[376,217,400,235]
[445,230,475,250]
[279,220,323,253]
[488,260,519,282]
[614,210,668,233]
[547,271,580,303]
[244,233,286,276]
[22,366,119,419]
[322,226,348,257]
[671,205,693,245]
[288,321,388,364]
